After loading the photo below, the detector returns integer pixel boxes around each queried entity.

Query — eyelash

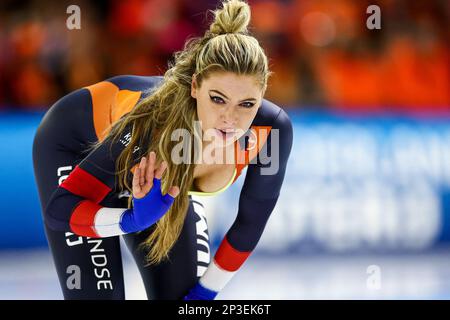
[210,96,255,108]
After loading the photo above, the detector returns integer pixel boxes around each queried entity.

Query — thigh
[32,119,125,300]
[123,195,211,300]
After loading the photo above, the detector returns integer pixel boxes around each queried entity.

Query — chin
[210,138,234,149]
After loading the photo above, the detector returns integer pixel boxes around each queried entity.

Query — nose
[220,105,238,127]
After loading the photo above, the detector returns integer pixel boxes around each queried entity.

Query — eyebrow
[209,89,257,102]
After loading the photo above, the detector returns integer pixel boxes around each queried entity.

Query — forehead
[202,72,262,97]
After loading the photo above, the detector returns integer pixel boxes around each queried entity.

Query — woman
[32,0,292,300]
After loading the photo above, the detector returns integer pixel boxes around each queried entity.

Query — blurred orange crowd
[0,0,448,111]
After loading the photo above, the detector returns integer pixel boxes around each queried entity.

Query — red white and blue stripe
[60,165,132,238]
[184,236,252,300]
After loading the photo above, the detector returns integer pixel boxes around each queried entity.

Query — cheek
[196,97,207,121]
[197,100,218,129]
[238,109,258,129]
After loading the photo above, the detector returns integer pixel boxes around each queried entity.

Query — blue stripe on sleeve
[184,282,218,300]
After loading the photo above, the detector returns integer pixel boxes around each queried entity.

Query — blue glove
[120,177,175,233]
[183,282,218,300]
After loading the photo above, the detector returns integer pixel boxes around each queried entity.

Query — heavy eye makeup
[209,95,255,108]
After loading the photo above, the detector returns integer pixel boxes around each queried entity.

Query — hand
[119,151,180,233]
[132,151,179,199]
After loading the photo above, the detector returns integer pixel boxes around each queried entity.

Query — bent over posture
[32,0,293,300]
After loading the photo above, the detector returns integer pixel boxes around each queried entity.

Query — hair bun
[209,0,251,35]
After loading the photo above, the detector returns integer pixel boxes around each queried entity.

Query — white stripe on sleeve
[94,207,128,237]
[199,259,236,292]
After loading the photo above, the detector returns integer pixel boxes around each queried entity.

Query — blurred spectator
[0,0,448,111]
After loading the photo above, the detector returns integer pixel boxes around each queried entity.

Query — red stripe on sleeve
[214,237,251,272]
[69,200,101,238]
[60,165,111,203]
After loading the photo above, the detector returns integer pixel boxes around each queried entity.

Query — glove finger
[162,192,175,206]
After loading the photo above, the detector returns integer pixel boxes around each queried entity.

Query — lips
[215,128,235,139]
[216,128,236,133]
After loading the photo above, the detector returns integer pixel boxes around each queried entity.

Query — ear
[191,74,197,99]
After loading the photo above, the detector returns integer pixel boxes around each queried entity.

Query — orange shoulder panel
[84,81,142,142]
[233,125,272,183]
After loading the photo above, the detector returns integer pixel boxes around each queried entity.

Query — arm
[185,108,294,299]
[44,124,175,238]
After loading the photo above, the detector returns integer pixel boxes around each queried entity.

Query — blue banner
[0,110,449,251]
[209,111,450,253]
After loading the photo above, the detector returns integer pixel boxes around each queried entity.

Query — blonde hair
[93,0,271,265]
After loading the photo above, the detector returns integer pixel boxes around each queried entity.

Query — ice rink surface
[1,243,449,300]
